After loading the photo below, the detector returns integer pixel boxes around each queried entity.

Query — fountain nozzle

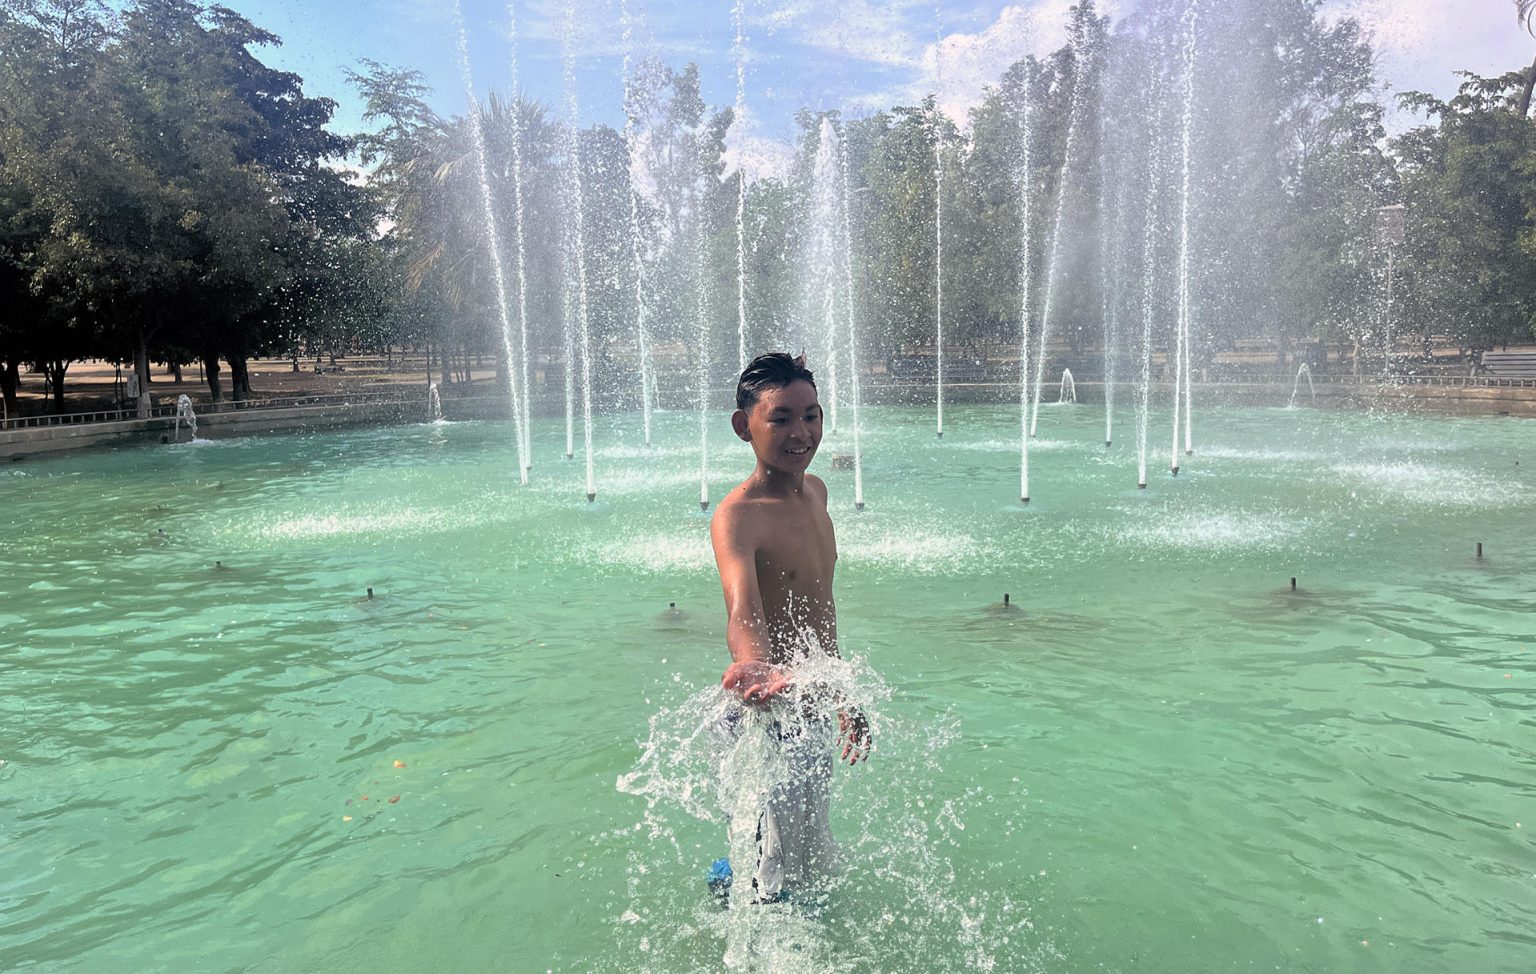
[936,431,943,439]
[587,492,596,503]
[1476,542,1483,559]
[1003,593,1010,607]
[1105,440,1112,448]
[1171,466,1180,476]
[566,452,574,460]
[700,500,710,512]
[367,587,374,600]
[1289,577,1296,592]
[1021,495,1030,504]
[1185,449,1193,457]
[855,501,865,512]
[1137,481,1147,490]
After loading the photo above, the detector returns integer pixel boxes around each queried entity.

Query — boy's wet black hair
[736,352,817,411]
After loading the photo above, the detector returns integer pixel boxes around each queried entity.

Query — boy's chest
[754,506,837,586]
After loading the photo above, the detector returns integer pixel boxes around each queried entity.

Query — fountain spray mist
[732,0,749,378]
[560,1,596,501]
[1030,31,1095,439]
[1100,56,1126,450]
[507,1,533,475]
[619,0,654,446]
[1017,81,1034,504]
[450,0,528,484]
[1173,0,1200,469]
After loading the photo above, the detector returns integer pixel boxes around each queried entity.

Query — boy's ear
[730,409,751,441]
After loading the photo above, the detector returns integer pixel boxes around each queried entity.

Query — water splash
[837,124,867,513]
[450,0,529,484]
[614,648,1031,972]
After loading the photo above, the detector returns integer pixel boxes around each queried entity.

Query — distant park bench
[1480,350,1536,379]
[313,363,347,374]
[887,352,1003,384]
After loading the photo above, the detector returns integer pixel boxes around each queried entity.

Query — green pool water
[1,403,1532,973]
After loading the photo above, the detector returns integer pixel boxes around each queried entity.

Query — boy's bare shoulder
[711,481,761,540]
[805,474,829,506]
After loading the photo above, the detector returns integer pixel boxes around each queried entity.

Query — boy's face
[733,380,823,473]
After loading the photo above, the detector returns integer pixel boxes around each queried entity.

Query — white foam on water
[1115,509,1306,553]
[1333,461,1520,507]
[1199,444,1324,464]
[585,533,714,574]
[838,528,988,574]
[946,437,1076,454]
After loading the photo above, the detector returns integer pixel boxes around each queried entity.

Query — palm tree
[1518,1,1536,116]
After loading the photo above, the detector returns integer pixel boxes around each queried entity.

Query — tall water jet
[620,0,655,445]
[1029,30,1095,439]
[1099,61,1126,450]
[1136,63,1171,490]
[506,2,534,474]
[695,200,711,512]
[732,0,749,378]
[1172,0,1200,472]
[932,25,945,439]
[559,0,596,501]
[808,118,858,503]
[838,126,867,512]
[1017,77,1035,504]
[450,0,529,484]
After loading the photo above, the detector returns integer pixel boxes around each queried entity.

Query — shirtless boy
[709,352,871,903]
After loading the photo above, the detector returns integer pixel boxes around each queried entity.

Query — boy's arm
[711,505,789,703]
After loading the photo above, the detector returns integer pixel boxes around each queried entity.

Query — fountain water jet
[1016,78,1035,504]
[1030,31,1096,440]
[732,0,749,378]
[450,0,529,483]
[1136,60,1171,490]
[1058,368,1077,404]
[558,0,596,501]
[506,2,534,475]
[619,0,655,446]
[426,382,443,424]
[1290,363,1316,407]
[173,394,197,442]
[1172,0,1200,471]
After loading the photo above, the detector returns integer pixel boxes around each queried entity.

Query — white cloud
[1321,0,1535,116]
[723,102,796,183]
[761,0,928,69]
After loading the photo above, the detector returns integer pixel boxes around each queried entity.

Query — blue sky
[225,0,1535,155]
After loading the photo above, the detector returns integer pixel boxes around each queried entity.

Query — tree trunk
[0,359,18,420]
[228,355,251,402]
[135,330,152,418]
[1516,55,1536,119]
[203,351,223,402]
[171,361,183,383]
[291,344,301,373]
[47,359,68,412]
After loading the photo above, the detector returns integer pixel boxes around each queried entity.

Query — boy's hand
[838,707,871,765]
[722,660,792,705]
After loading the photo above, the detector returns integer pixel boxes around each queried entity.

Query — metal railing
[0,390,420,432]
